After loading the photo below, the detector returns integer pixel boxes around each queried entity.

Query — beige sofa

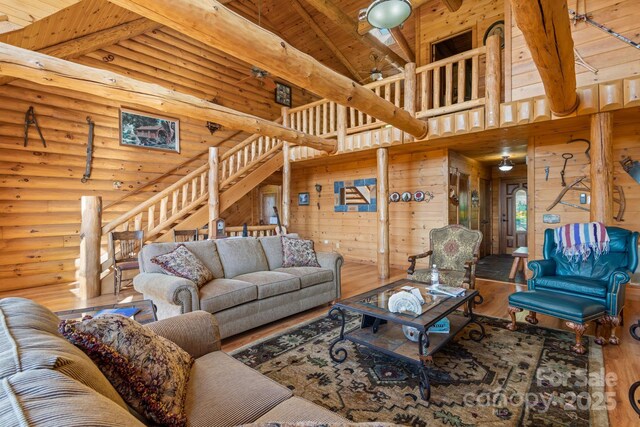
[134,236,343,338]
[0,297,351,426]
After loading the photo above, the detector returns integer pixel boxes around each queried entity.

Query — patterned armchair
[407,225,483,289]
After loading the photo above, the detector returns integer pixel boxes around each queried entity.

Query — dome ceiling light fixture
[498,155,514,172]
[366,0,412,29]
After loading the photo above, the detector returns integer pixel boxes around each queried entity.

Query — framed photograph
[120,108,180,153]
[275,82,292,107]
[298,192,310,206]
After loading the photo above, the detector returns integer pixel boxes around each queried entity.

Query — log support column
[336,104,347,152]
[485,34,501,129]
[377,148,390,279]
[208,147,220,234]
[79,196,102,300]
[282,107,291,228]
[590,112,614,223]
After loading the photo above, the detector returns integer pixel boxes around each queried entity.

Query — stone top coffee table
[327,278,484,401]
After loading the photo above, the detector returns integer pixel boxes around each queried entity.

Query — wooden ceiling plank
[390,27,415,63]
[0,42,337,153]
[107,0,426,138]
[0,18,161,86]
[290,0,362,81]
[508,0,579,116]
[301,0,406,69]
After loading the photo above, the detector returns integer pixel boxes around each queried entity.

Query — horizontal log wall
[289,149,448,268]
[511,0,640,101]
[0,27,312,292]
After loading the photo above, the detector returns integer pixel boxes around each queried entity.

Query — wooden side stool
[509,247,528,280]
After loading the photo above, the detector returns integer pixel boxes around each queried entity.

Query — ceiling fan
[359,53,396,84]
[234,66,277,91]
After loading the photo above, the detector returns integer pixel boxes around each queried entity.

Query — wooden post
[485,34,501,129]
[79,196,102,300]
[377,148,390,279]
[337,104,347,152]
[404,62,417,116]
[590,112,613,223]
[208,147,220,234]
[282,107,291,228]
[526,137,537,265]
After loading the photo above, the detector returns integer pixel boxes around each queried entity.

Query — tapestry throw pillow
[151,244,214,287]
[59,314,194,427]
[282,236,320,268]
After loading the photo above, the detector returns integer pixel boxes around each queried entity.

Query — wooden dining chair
[108,230,144,297]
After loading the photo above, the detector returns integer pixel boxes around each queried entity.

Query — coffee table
[327,279,484,401]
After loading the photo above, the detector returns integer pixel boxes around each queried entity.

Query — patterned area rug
[233,313,609,426]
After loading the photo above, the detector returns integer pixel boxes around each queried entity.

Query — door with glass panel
[499,179,527,254]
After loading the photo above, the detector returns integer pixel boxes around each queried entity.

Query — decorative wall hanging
[449,188,459,206]
[567,138,591,161]
[24,106,46,148]
[401,192,412,202]
[206,122,222,134]
[120,109,180,153]
[81,117,95,183]
[389,192,400,203]
[315,184,322,210]
[543,214,561,224]
[275,82,292,107]
[334,178,377,212]
[547,176,626,221]
[413,190,425,202]
[471,190,479,207]
[621,156,640,184]
[570,8,640,50]
[298,192,310,206]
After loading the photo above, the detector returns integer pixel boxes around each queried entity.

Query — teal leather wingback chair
[528,226,639,344]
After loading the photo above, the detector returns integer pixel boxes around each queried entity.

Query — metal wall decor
[621,156,640,184]
[389,190,434,203]
[389,192,401,203]
[81,117,95,183]
[401,192,412,202]
[471,189,479,207]
[24,106,46,148]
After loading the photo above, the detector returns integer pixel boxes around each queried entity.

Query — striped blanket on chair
[554,222,610,262]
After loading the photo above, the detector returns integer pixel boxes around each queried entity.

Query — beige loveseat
[0,297,351,426]
[134,236,343,338]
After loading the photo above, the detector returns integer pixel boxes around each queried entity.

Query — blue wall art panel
[334,178,377,212]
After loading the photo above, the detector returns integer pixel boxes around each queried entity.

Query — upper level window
[369,28,395,46]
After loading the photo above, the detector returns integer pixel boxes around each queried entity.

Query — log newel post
[404,62,417,116]
[377,148,390,279]
[282,107,291,228]
[590,112,613,223]
[79,196,102,300]
[337,104,347,152]
[485,34,501,129]
[208,147,220,235]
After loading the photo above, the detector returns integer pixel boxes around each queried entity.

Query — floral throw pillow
[60,314,194,427]
[151,244,213,288]
[282,236,320,268]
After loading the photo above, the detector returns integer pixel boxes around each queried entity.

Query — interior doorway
[499,179,528,254]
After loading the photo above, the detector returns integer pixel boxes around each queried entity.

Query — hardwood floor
[1,261,638,425]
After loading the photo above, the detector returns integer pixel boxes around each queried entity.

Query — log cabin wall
[290,149,448,268]
[0,27,314,293]
[509,0,640,101]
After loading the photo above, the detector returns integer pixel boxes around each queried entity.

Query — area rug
[233,313,609,426]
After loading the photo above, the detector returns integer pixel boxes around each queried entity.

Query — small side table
[509,247,528,280]
[56,299,157,325]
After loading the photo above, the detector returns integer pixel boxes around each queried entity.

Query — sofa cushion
[151,244,214,288]
[216,238,269,278]
[259,234,299,270]
[274,267,334,288]
[184,351,292,427]
[60,314,194,427]
[535,276,608,299]
[282,236,320,268]
[0,298,127,409]
[0,370,145,427]
[253,397,347,424]
[140,240,224,279]
[199,279,258,313]
[233,271,301,299]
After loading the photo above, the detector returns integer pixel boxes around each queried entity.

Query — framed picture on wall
[120,108,180,153]
[275,82,292,107]
[298,192,310,206]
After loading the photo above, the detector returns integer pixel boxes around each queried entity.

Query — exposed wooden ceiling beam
[301,0,406,69]
[441,0,463,12]
[0,18,161,86]
[508,0,579,116]
[0,42,337,153]
[107,0,428,138]
[290,0,362,81]
[390,27,415,63]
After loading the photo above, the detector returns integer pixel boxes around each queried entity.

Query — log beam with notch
[0,43,337,153]
[508,0,579,116]
[0,18,161,86]
[300,0,406,69]
[290,0,362,81]
[108,0,428,138]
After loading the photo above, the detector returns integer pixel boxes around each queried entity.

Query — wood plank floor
[0,261,638,425]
